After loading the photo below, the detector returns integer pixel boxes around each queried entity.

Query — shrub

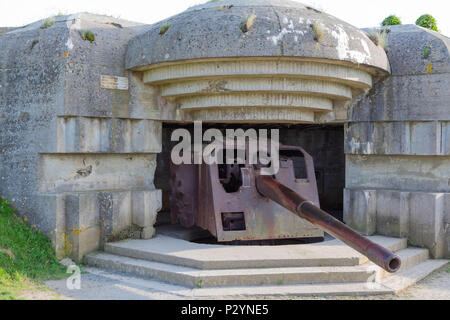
[80,30,95,42]
[240,14,257,33]
[367,29,389,51]
[416,14,438,31]
[381,15,402,26]
[40,17,55,29]
[311,21,324,42]
[159,23,171,35]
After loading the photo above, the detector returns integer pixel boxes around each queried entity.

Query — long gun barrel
[255,174,402,273]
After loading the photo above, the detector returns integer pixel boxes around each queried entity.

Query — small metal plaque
[100,75,129,90]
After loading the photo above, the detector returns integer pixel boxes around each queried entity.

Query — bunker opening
[154,123,345,245]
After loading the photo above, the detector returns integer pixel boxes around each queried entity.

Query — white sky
[1,0,449,36]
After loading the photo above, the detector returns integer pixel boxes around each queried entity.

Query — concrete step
[192,258,448,298]
[188,282,394,298]
[381,259,449,294]
[370,247,429,280]
[104,235,407,270]
[85,252,378,288]
[82,266,394,298]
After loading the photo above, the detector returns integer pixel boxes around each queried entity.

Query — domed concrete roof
[126,0,389,74]
[375,24,450,76]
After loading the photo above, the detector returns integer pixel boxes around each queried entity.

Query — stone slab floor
[40,263,450,300]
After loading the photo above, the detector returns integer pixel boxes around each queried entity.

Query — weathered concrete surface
[1,7,449,267]
[351,25,450,122]
[126,0,389,73]
[346,155,450,193]
[37,154,157,193]
[86,252,377,287]
[126,0,390,124]
[140,57,377,123]
[374,24,450,76]
[345,121,449,156]
[102,234,406,270]
[86,235,408,288]
[81,234,449,295]
[57,118,162,153]
[345,25,450,258]
[44,261,450,299]
[343,189,377,235]
[350,74,450,122]
[0,14,162,262]
[344,189,449,258]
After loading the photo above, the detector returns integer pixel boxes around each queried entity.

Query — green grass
[424,45,432,59]
[80,30,95,42]
[195,279,204,288]
[0,198,66,300]
[40,17,55,29]
[159,24,171,35]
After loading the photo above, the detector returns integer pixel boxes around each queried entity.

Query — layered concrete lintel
[136,57,377,124]
[344,189,449,258]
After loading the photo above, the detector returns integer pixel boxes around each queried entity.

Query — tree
[381,15,402,26]
[416,14,438,32]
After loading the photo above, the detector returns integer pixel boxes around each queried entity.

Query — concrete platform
[85,234,448,296]
[101,234,407,269]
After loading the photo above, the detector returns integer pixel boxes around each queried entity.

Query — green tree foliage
[381,15,402,26]
[416,14,438,32]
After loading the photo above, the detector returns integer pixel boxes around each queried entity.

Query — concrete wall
[0,14,162,262]
[344,25,450,258]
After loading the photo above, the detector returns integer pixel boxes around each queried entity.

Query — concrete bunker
[0,0,449,265]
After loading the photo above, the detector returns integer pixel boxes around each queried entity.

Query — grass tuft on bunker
[0,198,66,300]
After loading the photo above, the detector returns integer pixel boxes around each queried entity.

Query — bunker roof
[126,0,390,75]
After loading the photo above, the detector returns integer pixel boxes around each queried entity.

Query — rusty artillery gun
[170,144,401,273]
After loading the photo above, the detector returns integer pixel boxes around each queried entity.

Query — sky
[1,0,449,36]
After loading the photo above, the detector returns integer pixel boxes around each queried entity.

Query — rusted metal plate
[170,144,323,242]
[169,162,198,228]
